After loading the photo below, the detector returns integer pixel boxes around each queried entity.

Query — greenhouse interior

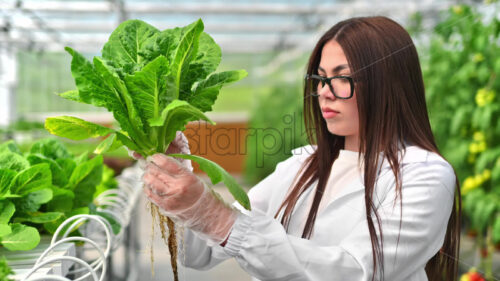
[0,0,499,280]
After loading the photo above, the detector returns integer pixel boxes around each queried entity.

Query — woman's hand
[143,154,204,213]
[142,154,239,244]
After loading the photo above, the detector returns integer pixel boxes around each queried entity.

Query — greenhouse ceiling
[0,0,452,54]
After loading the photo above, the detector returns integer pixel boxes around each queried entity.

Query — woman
[142,16,461,281]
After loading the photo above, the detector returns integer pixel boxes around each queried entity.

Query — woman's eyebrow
[318,64,350,74]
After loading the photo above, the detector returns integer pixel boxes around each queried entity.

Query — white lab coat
[178,144,456,281]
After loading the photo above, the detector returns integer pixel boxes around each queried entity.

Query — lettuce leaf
[12,188,52,214]
[0,152,29,172]
[189,70,248,112]
[14,212,64,224]
[10,164,51,196]
[102,19,159,71]
[0,224,11,237]
[68,155,103,208]
[30,138,73,160]
[0,169,16,197]
[0,200,15,224]
[0,223,40,251]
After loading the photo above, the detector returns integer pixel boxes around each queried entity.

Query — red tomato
[468,272,485,281]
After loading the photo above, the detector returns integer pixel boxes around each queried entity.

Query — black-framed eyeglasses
[305,74,355,99]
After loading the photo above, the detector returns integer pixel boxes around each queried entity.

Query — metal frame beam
[1,1,453,15]
[4,33,311,54]
[6,19,313,34]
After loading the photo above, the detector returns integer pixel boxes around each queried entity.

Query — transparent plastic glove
[165,130,193,172]
[127,131,193,172]
[142,154,238,244]
[126,148,147,169]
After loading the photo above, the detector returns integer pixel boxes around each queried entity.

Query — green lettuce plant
[0,139,117,251]
[43,19,250,280]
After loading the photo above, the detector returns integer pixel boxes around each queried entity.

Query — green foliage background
[421,4,500,247]
[415,3,499,278]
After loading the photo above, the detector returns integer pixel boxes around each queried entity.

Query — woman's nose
[318,84,336,100]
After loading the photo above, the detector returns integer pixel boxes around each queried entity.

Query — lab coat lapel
[318,145,427,211]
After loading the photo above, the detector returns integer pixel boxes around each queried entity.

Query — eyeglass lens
[316,77,351,98]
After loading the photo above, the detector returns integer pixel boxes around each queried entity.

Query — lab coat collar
[305,143,430,209]
[293,142,429,169]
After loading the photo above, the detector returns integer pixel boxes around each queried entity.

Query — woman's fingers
[148,154,186,176]
[143,171,174,196]
[142,152,204,213]
[143,157,192,198]
[143,183,165,208]
[146,163,173,182]
[143,174,198,213]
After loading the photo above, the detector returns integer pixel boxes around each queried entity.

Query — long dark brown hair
[275,16,461,281]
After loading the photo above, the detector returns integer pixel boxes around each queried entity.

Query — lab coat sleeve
[222,160,456,281]
[178,154,304,270]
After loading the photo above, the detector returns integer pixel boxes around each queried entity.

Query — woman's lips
[322,107,339,118]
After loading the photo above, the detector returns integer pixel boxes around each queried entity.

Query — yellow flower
[476,141,487,152]
[473,174,483,187]
[452,5,464,15]
[473,131,485,142]
[462,184,478,195]
[463,177,476,189]
[472,53,484,63]
[476,88,495,107]
[482,169,491,181]
[475,88,487,107]
[477,88,487,96]
[469,143,479,154]
[476,96,486,107]
[460,273,470,281]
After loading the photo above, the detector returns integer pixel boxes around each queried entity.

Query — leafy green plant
[0,141,54,251]
[421,3,499,279]
[43,19,250,280]
[0,256,13,281]
[0,138,117,251]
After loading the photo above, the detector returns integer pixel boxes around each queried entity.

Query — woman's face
[317,40,359,146]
